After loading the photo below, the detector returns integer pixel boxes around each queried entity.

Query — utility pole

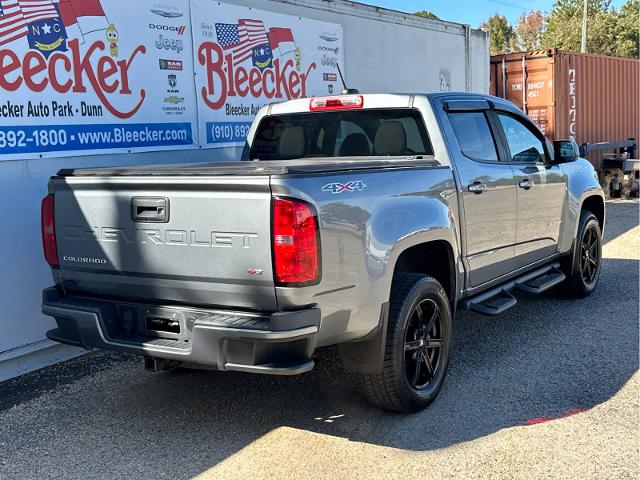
[581,0,588,53]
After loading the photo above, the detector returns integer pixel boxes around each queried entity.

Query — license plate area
[141,307,185,340]
[146,315,181,335]
[114,304,198,344]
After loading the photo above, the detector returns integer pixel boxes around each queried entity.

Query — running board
[515,269,566,294]
[465,262,564,316]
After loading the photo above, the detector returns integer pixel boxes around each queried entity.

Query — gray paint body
[46,93,604,355]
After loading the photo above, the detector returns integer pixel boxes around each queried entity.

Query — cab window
[249,109,433,160]
[448,112,499,162]
[497,113,547,163]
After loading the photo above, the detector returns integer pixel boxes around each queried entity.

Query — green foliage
[413,10,440,20]
[482,0,638,58]
[541,0,612,52]
[615,0,640,58]
[480,14,515,55]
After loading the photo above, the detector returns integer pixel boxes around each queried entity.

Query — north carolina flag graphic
[57,0,108,37]
[268,27,295,55]
[22,0,66,57]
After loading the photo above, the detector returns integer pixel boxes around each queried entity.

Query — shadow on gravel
[0,205,637,480]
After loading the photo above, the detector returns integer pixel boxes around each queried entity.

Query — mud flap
[338,302,389,374]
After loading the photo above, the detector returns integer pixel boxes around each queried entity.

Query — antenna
[336,64,359,95]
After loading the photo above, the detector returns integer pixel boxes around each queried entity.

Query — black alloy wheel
[559,210,602,298]
[357,274,452,412]
[404,298,444,390]
[580,222,601,286]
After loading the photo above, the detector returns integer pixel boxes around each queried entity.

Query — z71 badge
[322,181,367,194]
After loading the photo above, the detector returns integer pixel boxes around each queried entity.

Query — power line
[488,0,528,10]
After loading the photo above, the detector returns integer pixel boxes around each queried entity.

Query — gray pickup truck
[41,93,604,412]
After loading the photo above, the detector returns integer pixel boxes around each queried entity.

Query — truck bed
[57,157,439,177]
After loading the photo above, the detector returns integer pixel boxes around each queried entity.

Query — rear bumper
[42,288,320,375]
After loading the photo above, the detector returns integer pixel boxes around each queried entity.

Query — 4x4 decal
[322,180,367,194]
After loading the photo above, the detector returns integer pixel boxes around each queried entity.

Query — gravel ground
[0,201,638,480]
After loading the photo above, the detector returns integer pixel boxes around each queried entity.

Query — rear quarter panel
[271,165,461,346]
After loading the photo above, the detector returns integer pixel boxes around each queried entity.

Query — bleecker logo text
[0,39,146,119]
[198,42,316,110]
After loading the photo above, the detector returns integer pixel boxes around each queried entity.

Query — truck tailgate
[52,175,276,311]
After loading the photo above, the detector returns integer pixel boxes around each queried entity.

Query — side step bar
[465,262,566,316]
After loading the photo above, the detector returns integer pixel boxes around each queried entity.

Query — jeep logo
[155,34,184,53]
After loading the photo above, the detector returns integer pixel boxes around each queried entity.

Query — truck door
[494,112,567,266]
[445,105,518,288]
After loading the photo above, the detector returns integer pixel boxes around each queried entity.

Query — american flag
[17,0,58,24]
[215,19,269,65]
[0,0,28,46]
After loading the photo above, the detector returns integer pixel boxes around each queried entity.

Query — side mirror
[553,139,579,163]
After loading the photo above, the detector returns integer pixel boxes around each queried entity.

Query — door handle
[519,178,533,190]
[468,182,487,194]
[131,197,169,223]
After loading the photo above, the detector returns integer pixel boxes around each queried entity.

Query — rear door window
[249,109,433,160]
[497,113,547,164]
[448,112,499,162]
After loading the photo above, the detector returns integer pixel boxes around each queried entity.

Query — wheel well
[582,195,605,230]
[393,241,456,302]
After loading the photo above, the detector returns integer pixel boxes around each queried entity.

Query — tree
[541,0,612,52]
[480,13,515,55]
[541,0,638,57]
[614,0,640,58]
[414,10,439,20]
[512,10,544,51]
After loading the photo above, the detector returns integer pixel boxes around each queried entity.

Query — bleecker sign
[198,42,316,109]
[0,0,197,159]
[191,0,344,147]
[0,40,146,119]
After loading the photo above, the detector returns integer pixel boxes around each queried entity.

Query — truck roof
[263,92,518,116]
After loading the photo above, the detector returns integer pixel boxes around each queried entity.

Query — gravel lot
[1,201,638,480]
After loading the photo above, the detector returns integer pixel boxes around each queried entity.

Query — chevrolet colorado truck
[41,93,605,412]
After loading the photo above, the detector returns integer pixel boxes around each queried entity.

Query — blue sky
[365,0,627,28]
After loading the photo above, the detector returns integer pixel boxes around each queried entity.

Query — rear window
[248,109,433,160]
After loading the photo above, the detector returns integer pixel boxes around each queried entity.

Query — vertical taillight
[272,198,320,286]
[41,194,58,267]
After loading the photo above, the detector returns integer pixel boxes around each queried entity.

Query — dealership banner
[191,0,344,147]
[0,0,197,159]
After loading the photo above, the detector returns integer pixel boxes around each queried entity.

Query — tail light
[41,194,58,267]
[309,95,364,111]
[272,197,320,286]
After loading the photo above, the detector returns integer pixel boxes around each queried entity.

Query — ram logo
[322,181,367,194]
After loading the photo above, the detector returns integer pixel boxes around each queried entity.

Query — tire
[558,210,602,298]
[357,274,453,413]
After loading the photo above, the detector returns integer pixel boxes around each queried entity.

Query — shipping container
[490,49,639,167]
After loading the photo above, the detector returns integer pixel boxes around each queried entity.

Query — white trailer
[0,0,488,381]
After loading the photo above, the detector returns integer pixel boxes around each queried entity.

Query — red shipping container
[491,49,639,167]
